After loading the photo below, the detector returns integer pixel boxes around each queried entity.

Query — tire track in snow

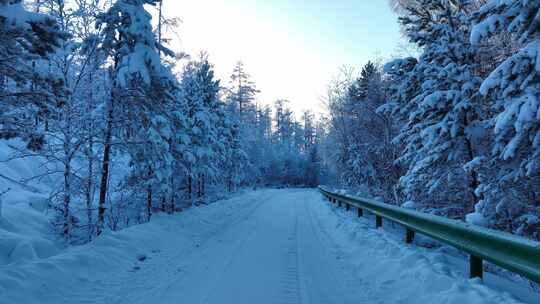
[142,191,275,304]
[200,209,261,304]
[276,214,302,304]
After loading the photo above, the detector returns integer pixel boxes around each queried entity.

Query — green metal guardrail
[318,186,540,283]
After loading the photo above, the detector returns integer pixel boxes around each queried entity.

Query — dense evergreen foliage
[323,0,540,240]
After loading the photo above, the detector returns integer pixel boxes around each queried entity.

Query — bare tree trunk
[63,160,71,239]
[147,185,152,221]
[161,196,166,212]
[197,173,202,198]
[97,98,113,236]
[62,91,73,241]
[188,173,192,202]
[465,137,480,213]
[202,173,205,197]
[170,174,175,213]
[157,0,163,57]
[85,71,95,241]
[85,149,93,240]
[464,116,480,217]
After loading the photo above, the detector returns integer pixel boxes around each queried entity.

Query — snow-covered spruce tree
[273,99,294,148]
[178,53,221,201]
[250,104,273,183]
[270,100,322,186]
[469,1,540,237]
[229,61,259,119]
[0,0,65,149]
[272,99,296,184]
[344,62,401,202]
[96,0,176,231]
[166,89,189,212]
[226,62,259,185]
[302,110,316,152]
[218,107,248,192]
[301,110,323,187]
[322,62,400,200]
[305,143,322,187]
[394,0,484,218]
[380,57,419,128]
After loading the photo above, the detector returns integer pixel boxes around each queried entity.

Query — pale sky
[159,0,404,116]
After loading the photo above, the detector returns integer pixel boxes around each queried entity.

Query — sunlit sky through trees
[159,0,405,116]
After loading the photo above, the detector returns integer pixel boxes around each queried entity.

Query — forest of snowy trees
[2,0,539,244]
[0,0,324,243]
[322,0,540,241]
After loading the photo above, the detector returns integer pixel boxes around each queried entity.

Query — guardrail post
[346,203,350,211]
[470,255,483,280]
[357,208,363,217]
[338,200,342,207]
[405,228,415,244]
[376,215,382,228]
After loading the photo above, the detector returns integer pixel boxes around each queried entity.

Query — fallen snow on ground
[0,189,537,304]
[0,140,61,267]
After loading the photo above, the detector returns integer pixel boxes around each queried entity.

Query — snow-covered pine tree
[305,143,321,187]
[472,1,540,180]
[302,110,316,152]
[469,1,540,236]
[321,61,399,200]
[178,53,221,201]
[229,61,259,119]
[220,112,248,192]
[274,99,294,148]
[226,61,260,184]
[0,0,65,149]
[96,0,176,230]
[249,104,273,182]
[343,62,399,200]
[394,0,484,218]
[167,89,189,211]
[380,57,419,125]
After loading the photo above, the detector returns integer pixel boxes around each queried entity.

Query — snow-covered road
[85,189,361,304]
[1,189,536,304]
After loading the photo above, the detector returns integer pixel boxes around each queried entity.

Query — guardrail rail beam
[318,186,540,284]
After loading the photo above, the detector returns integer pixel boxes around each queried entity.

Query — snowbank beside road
[0,189,273,304]
[0,140,61,267]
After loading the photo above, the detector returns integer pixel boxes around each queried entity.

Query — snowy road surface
[1,189,536,304]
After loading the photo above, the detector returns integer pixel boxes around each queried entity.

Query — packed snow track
[0,189,535,304]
